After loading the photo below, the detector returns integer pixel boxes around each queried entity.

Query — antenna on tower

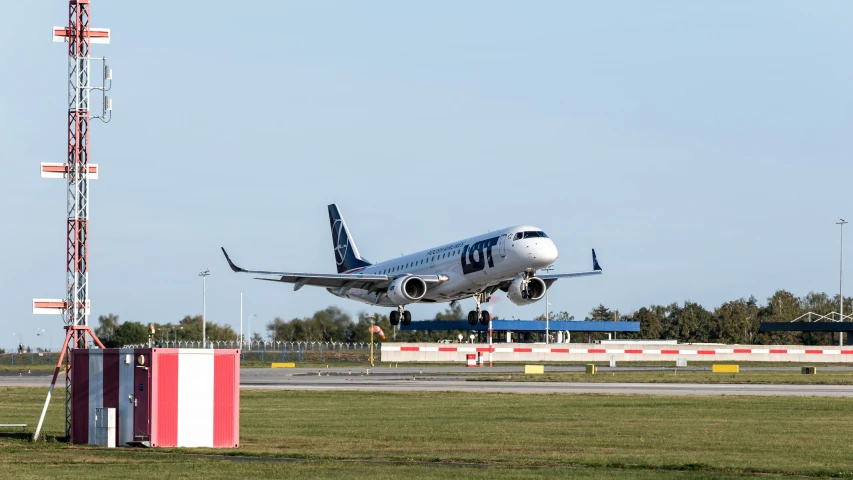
[33,1,113,441]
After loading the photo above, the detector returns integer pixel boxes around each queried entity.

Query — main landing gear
[467,292,491,326]
[389,306,412,326]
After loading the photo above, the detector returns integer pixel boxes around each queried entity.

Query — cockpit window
[517,230,548,239]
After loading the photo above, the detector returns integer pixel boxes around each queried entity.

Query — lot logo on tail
[332,219,348,266]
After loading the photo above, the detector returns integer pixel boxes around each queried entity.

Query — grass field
[2,387,853,478]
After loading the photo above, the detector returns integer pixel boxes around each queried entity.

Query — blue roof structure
[399,320,639,332]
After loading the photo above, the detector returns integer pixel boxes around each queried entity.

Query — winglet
[221,247,247,273]
[592,249,602,271]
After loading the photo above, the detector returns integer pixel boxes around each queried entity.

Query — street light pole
[542,264,554,344]
[199,269,211,348]
[34,328,46,352]
[838,218,848,346]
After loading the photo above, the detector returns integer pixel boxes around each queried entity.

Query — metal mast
[33,0,112,439]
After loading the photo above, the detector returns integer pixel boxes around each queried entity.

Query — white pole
[542,264,553,344]
[839,219,847,346]
[545,289,550,344]
[488,318,493,367]
[203,275,206,349]
[33,383,55,441]
[200,269,210,349]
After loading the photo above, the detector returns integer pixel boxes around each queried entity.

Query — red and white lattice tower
[33,0,112,438]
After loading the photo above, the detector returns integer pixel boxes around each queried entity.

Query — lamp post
[12,333,23,353]
[199,269,211,348]
[542,264,554,343]
[838,218,848,346]
[34,328,46,352]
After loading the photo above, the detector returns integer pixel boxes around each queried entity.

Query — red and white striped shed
[70,348,239,448]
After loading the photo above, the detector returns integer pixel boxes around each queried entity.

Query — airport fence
[236,341,379,363]
[0,351,60,366]
[0,342,381,365]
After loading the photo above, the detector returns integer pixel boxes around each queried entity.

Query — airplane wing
[221,248,446,291]
[537,249,603,286]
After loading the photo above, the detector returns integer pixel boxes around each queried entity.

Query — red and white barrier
[466,354,476,367]
[381,343,853,363]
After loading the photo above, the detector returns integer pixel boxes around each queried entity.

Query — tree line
[94,314,238,348]
[91,289,851,347]
[561,290,849,345]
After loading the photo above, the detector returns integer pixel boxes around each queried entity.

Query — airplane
[221,204,602,327]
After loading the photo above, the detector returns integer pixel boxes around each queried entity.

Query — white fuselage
[328,225,558,306]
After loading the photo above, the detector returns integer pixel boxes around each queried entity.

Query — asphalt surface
[4,367,853,396]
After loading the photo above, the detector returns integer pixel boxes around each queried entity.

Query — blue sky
[3,1,852,350]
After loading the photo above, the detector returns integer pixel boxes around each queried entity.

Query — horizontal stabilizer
[221,246,446,291]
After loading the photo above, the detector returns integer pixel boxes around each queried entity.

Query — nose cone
[539,240,558,266]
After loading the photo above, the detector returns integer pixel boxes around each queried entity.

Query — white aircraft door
[498,234,507,258]
[430,255,435,268]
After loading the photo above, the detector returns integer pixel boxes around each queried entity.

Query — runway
[239,368,853,397]
[4,367,853,396]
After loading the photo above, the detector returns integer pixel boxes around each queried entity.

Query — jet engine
[386,276,427,305]
[507,275,546,306]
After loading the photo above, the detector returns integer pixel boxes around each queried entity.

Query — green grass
[470,369,853,384]
[2,387,853,478]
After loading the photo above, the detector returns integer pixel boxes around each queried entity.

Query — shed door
[133,355,151,440]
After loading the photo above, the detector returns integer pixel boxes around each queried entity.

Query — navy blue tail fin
[328,204,372,274]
